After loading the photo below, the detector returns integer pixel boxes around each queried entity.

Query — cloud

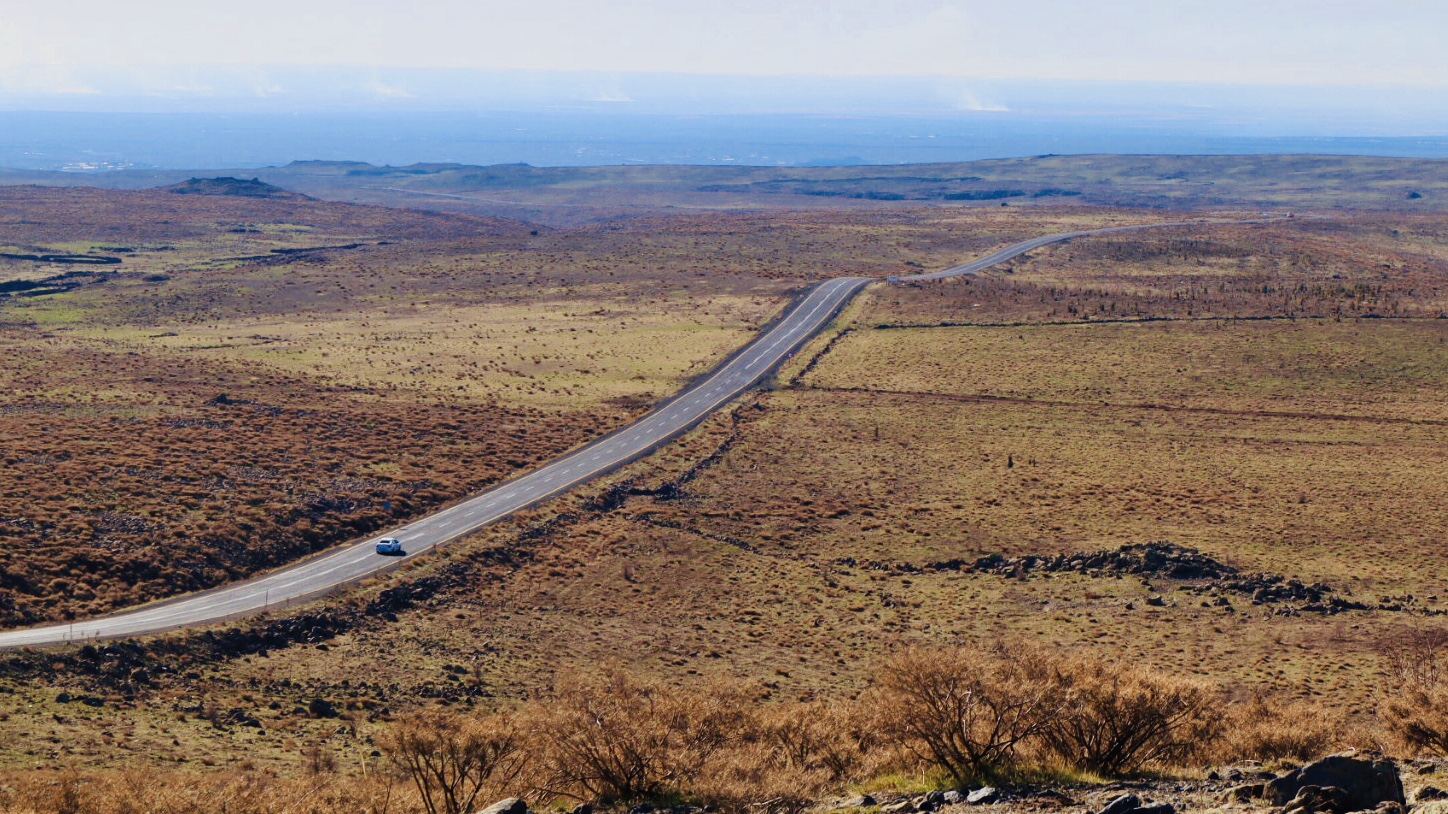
[0,17,97,94]
[950,89,1008,112]
[363,77,413,99]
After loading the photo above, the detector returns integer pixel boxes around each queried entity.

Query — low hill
[164,176,308,199]
[6,154,1447,225]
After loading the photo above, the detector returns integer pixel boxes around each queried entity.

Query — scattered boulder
[881,801,916,814]
[1032,790,1077,807]
[306,697,338,718]
[1268,753,1404,811]
[915,791,946,811]
[966,787,999,805]
[1132,805,1175,814]
[1279,785,1350,814]
[942,791,963,805]
[969,542,1236,581]
[1414,786,1448,803]
[835,795,876,809]
[568,805,592,814]
[1098,794,1141,814]
[1223,783,1267,803]
[1414,803,1448,814]
[476,799,528,814]
[221,708,263,728]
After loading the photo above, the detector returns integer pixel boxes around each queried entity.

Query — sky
[2,2,1447,167]
[2,0,1447,93]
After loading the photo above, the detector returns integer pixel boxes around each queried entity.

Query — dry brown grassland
[1,189,1447,808]
[0,191,1189,625]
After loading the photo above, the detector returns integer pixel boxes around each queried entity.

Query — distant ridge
[165,177,307,199]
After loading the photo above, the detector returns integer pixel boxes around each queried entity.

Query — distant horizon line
[11,148,1448,178]
[4,68,1448,123]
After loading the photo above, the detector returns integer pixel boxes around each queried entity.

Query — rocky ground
[824,753,1441,814]
[472,753,1445,814]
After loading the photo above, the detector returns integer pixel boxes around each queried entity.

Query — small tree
[384,711,528,814]
[872,646,1057,786]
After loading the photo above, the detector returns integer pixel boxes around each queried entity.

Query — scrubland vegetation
[7,638,1448,814]
[0,190,1178,624]
[2,163,1448,811]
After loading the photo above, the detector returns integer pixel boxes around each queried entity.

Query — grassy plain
[1,178,1447,796]
[0,189,1180,625]
[158,216,1448,718]
[0,187,806,625]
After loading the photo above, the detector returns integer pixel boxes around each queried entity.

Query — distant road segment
[900,218,1273,281]
[0,216,1280,648]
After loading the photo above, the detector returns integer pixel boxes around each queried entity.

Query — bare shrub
[527,670,755,804]
[871,646,1057,786]
[686,739,831,814]
[304,741,339,775]
[1215,692,1352,763]
[383,711,528,814]
[1033,653,1222,777]
[674,699,879,814]
[1379,628,1448,755]
[761,700,872,782]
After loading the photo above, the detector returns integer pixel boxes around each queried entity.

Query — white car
[375,537,404,555]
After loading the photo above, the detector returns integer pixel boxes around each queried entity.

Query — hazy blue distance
[5,72,1448,171]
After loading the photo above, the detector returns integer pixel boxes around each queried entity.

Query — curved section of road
[0,216,1280,648]
[900,218,1272,281]
[0,276,871,647]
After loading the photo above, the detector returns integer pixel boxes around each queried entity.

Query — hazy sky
[2,0,1446,91]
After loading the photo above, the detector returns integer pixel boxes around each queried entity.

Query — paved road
[900,218,1269,281]
[0,217,1276,648]
[0,275,871,647]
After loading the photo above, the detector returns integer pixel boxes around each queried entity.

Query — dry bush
[525,670,756,804]
[685,740,835,814]
[678,700,879,814]
[0,770,405,814]
[1379,628,1448,756]
[760,700,874,782]
[383,711,528,814]
[1214,692,1355,763]
[1031,653,1223,777]
[871,646,1058,786]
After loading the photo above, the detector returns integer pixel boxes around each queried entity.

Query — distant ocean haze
[4,110,1448,171]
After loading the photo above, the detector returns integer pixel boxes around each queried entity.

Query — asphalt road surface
[0,218,1274,648]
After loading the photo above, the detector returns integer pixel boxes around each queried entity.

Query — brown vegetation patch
[867,217,1448,325]
[0,332,624,625]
